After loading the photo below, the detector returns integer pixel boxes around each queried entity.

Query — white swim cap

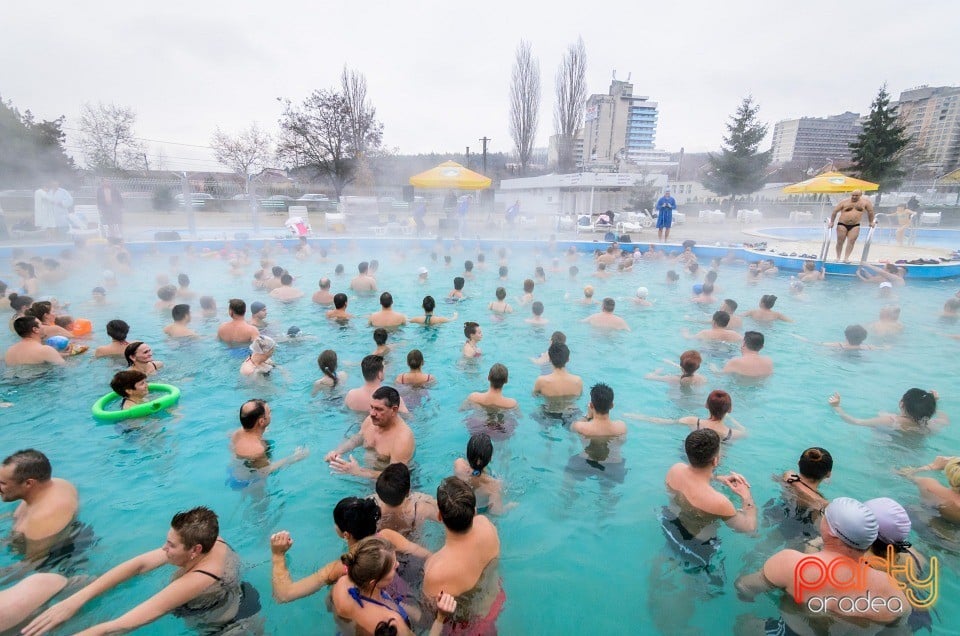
[879,281,893,289]
[824,497,879,550]
[418,267,428,275]
[864,497,911,545]
[636,287,648,298]
[250,335,276,354]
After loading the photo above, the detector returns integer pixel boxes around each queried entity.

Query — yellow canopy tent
[782,171,879,194]
[409,161,492,190]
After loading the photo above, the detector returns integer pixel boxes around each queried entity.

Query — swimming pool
[2,239,959,633]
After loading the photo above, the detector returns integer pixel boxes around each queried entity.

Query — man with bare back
[828,190,875,262]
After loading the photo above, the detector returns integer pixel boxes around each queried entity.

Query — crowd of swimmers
[2,237,960,634]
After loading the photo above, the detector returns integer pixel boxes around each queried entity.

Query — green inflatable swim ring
[91,383,181,421]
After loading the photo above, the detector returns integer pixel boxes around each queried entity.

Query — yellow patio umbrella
[782,171,879,194]
[409,161,492,190]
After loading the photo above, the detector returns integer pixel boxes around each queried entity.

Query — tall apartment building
[581,79,666,170]
[896,86,960,173]
[769,112,862,166]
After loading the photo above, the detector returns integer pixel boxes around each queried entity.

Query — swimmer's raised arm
[623,413,678,425]
[827,392,896,427]
[378,528,432,560]
[260,447,309,476]
[270,531,343,603]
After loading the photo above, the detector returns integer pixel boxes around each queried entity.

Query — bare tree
[277,90,355,198]
[553,37,587,173]
[210,123,273,192]
[340,66,384,159]
[509,41,541,176]
[77,101,146,173]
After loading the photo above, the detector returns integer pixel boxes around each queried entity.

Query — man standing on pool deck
[656,189,677,242]
[217,299,260,344]
[4,317,65,366]
[423,477,502,630]
[326,386,415,479]
[829,189,876,262]
[735,497,909,632]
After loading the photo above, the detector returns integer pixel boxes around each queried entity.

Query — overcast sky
[3,0,958,171]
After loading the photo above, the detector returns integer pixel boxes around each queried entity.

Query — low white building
[497,172,671,218]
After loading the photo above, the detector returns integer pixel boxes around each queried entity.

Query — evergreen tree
[849,85,909,204]
[702,96,771,210]
[0,96,75,188]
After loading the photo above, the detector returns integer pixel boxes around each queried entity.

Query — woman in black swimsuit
[124,341,164,376]
[626,389,746,441]
[24,507,259,635]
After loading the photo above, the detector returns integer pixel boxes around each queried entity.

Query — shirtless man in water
[0,450,80,630]
[423,477,501,630]
[4,317,65,366]
[325,386,414,479]
[828,190,876,262]
[231,399,308,475]
[216,298,260,344]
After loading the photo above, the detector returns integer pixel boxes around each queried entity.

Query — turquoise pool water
[2,241,960,634]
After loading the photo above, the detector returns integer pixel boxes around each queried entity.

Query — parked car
[261,194,294,213]
[296,193,331,212]
[175,192,215,208]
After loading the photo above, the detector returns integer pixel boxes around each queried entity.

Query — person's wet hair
[706,390,732,419]
[239,399,267,430]
[712,310,730,328]
[680,350,702,376]
[453,277,465,291]
[743,331,764,351]
[523,279,534,293]
[422,295,436,313]
[372,385,400,408]
[464,321,479,340]
[358,261,369,274]
[170,506,219,553]
[178,273,190,287]
[123,341,147,365]
[373,328,388,346]
[172,304,190,321]
[406,349,423,370]
[335,264,344,275]
[437,477,476,533]
[498,266,508,278]
[464,260,474,272]
[844,324,868,346]
[531,301,544,316]
[228,298,246,316]
[702,282,714,295]
[334,497,381,540]
[199,296,215,310]
[280,273,293,286]
[466,433,494,476]
[901,388,937,425]
[111,370,147,397]
[548,342,570,368]
[685,429,720,468]
[156,285,176,302]
[590,382,614,414]
[340,536,394,592]
[602,297,615,312]
[376,464,411,507]
[488,363,509,389]
[723,298,738,313]
[798,447,833,480]
[760,294,777,309]
[379,292,393,308]
[271,265,284,277]
[2,449,52,483]
[550,331,566,345]
[666,270,679,282]
[333,292,348,309]
[318,350,340,386]
[105,319,129,341]
[361,355,385,381]
[27,301,53,323]
[495,287,506,301]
